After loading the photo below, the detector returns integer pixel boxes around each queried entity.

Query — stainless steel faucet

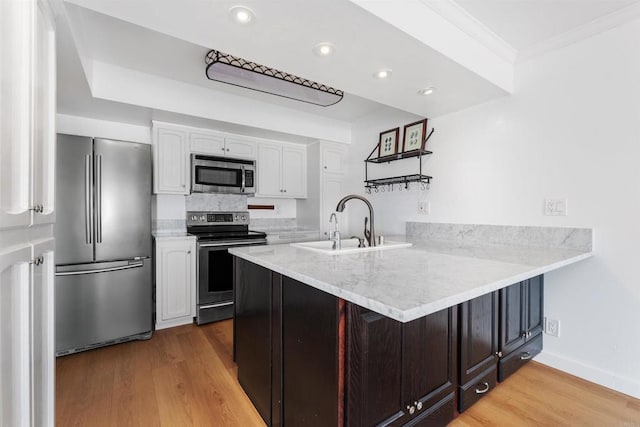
[335,195,376,247]
[329,212,341,250]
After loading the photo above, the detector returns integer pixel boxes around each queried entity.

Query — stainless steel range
[187,211,267,325]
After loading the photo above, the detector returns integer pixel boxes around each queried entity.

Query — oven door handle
[199,239,267,248]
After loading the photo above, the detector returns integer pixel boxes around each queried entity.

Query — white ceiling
[453,0,638,52]
[57,0,640,133]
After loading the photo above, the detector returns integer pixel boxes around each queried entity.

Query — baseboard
[536,350,640,399]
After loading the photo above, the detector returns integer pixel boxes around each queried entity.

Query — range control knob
[241,215,247,220]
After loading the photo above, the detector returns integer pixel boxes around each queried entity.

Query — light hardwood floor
[56,320,640,426]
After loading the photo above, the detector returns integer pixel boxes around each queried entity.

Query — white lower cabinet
[0,237,55,427]
[155,236,196,330]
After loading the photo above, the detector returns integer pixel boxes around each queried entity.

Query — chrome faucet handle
[350,236,365,248]
[332,230,341,250]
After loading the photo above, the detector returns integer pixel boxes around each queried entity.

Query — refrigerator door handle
[85,155,93,244]
[55,261,144,276]
[96,154,102,243]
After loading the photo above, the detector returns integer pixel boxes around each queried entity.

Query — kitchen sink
[290,238,412,255]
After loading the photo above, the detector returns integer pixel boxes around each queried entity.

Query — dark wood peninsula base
[233,257,544,427]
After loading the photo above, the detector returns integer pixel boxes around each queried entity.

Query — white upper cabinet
[153,123,259,194]
[256,142,307,198]
[190,132,257,159]
[0,0,56,229]
[225,137,257,159]
[153,125,189,195]
[321,143,348,175]
[190,132,225,155]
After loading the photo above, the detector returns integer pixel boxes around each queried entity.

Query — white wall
[347,19,640,398]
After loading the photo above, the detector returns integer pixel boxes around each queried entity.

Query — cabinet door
[0,243,32,427]
[282,146,306,197]
[282,277,339,427]
[403,307,456,424]
[526,275,544,338]
[189,132,225,155]
[499,282,526,356]
[346,304,405,427]
[226,137,257,159]
[153,127,189,194]
[256,143,282,196]
[320,173,345,239]
[156,238,195,327]
[234,258,272,425]
[321,143,348,174]
[31,238,55,427]
[0,0,33,229]
[31,0,56,226]
[459,292,499,385]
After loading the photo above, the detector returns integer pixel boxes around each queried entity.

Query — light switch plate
[544,198,567,216]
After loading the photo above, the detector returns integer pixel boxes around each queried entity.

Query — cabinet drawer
[458,366,497,413]
[498,333,542,382]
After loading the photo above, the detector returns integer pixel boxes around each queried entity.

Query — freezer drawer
[55,259,152,355]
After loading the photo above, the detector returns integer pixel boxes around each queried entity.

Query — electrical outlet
[544,317,560,337]
[418,202,430,215]
[544,198,568,216]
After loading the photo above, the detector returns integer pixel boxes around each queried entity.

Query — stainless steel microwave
[191,154,256,194]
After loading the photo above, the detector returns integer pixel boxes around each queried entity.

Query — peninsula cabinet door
[346,305,457,427]
[458,292,499,413]
[346,304,405,427]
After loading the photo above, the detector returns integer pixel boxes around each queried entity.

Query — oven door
[196,239,265,324]
[191,154,256,194]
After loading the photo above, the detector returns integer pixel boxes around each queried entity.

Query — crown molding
[517,2,640,63]
[419,0,517,64]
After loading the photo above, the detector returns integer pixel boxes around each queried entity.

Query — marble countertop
[229,240,592,323]
[152,231,193,239]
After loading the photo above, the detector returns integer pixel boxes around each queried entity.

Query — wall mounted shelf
[364,128,434,191]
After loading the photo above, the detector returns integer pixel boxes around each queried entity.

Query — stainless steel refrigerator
[54,134,152,355]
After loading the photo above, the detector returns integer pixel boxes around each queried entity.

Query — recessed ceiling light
[418,87,436,95]
[374,69,392,79]
[313,42,335,57]
[229,6,255,24]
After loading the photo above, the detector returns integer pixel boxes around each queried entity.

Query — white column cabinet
[30,238,55,427]
[298,142,349,237]
[155,236,196,330]
[153,126,189,195]
[0,1,56,425]
[256,142,307,198]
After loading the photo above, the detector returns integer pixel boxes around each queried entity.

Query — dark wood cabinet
[346,304,456,427]
[281,276,340,427]
[234,258,275,425]
[235,257,545,426]
[498,275,544,381]
[457,291,499,412]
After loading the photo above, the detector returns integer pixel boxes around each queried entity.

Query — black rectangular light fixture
[205,50,344,107]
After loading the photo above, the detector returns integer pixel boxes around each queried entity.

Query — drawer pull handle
[415,400,423,411]
[520,351,532,360]
[475,382,490,394]
[406,404,415,415]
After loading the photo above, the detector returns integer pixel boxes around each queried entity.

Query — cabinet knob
[474,382,490,394]
[415,401,423,411]
[221,147,225,151]
[283,189,287,192]
[31,204,44,213]
[520,351,532,360]
[406,405,415,415]
[496,351,503,358]
[226,148,230,151]
[187,250,191,254]
[324,166,327,169]
[527,331,532,337]
[30,256,44,266]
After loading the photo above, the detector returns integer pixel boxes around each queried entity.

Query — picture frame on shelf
[402,119,428,153]
[378,127,400,158]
